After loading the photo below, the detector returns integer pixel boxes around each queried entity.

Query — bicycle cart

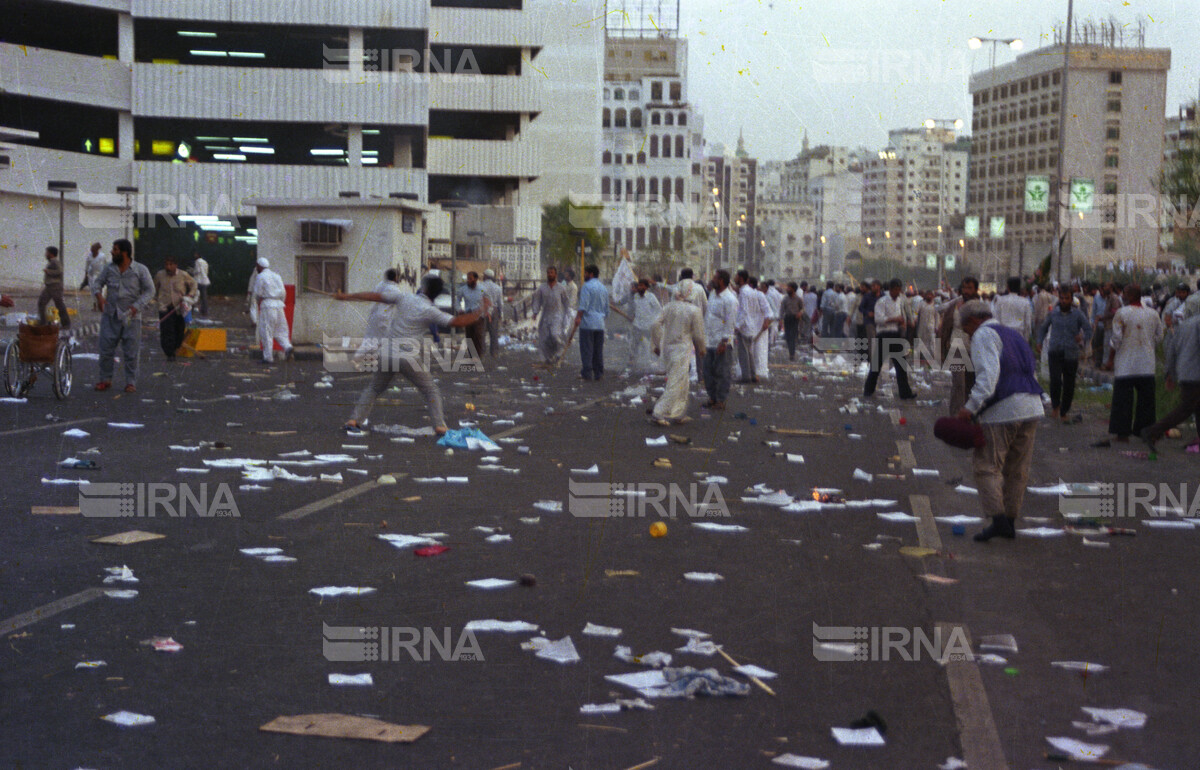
[2,322,72,399]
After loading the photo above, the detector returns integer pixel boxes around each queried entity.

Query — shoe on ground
[342,423,368,436]
[94,381,112,391]
[123,384,136,393]
[974,515,1015,542]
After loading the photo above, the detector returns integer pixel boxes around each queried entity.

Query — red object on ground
[899,417,907,426]
[414,545,449,557]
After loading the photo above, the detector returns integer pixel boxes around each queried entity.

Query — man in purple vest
[955,300,1046,542]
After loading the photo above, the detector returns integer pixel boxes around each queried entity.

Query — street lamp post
[48,181,77,274]
[438,199,470,310]
[967,36,1024,72]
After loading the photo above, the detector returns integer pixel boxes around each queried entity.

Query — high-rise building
[862,124,968,268]
[0,0,603,286]
[967,26,1170,278]
[807,171,864,277]
[1162,101,1197,256]
[600,4,704,266]
[700,136,757,272]
[757,199,816,279]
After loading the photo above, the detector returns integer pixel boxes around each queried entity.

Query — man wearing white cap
[480,268,504,357]
[251,257,294,364]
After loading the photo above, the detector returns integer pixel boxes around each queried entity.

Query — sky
[660,0,1200,160]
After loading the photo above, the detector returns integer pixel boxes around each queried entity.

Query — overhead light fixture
[212,153,246,161]
[177,215,221,222]
[228,52,266,58]
[195,136,229,141]
[178,31,217,38]
[189,50,227,57]
[233,137,269,143]
[1009,38,1024,50]
[177,141,191,159]
[239,146,275,154]
[362,157,379,165]
[310,149,345,156]
[967,37,983,50]
[362,129,381,135]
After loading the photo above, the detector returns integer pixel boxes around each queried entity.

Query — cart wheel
[3,339,30,398]
[52,341,72,399]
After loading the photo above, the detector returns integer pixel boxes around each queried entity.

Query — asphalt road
[0,303,1196,769]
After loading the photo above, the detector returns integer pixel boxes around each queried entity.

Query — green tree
[540,197,609,275]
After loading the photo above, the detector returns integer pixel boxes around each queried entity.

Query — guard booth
[244,197,430,344]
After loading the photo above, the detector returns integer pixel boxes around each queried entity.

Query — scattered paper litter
[63,429,90,438]
[466,578,516,590]
[732,664,777,679]
[532,500,563,513]
[786,453,805,464]
[169,445,200,452]
[521,635,580,664]
[978,634,1018,653]
[917,574,958,585]
[691,522,748,533]
[831,726,885,746]
[309,586,376,598]
[954,485,978,495]
[101,711,155,727]
[1142,519,1196,529]
[699,475,728,485]
[259,713,428,744]
[104,589,139,599]
[671,628,711,639]
[484,534,512,544]
[75,661,106,669]
[1017,527,1065,537]
[102,565,138,584]
[261,554,297,563]
[150,637,183,653]
[463,620,539,633]
[877,512,918,523]
[683,572,724,582]
[645,435,669,446]
[1045,736,1109,760]
[1052,660,1109,673]
[377,534,441,550]
[319,473,343,483]
[615,645,672,668]
[579,703,620,714]
[519,517,540,524]
[328,673,373,686]
[571,464,600,475]
[675,638,720,656]
[912,468,940,477]
[91,531,164,546]
[741,491,794,507]
[934,514,983,525]
[1081,707,1147,729]
[582,622,622,637]
[852,468,874,482]
[772,755,830,769]
[1028,483,1071,495]
[107,422,144,429]
[41,477,90,485]
[937,759,968,770]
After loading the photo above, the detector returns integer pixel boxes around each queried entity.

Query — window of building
[675,135,684,157]
[603,88,610,99]
[1052,72,1060,85]
[614,88,624,100]
[602,177,611,196]
[649,178,658,197]
[1105,153,1119,168]
[1109,70,1122,85]
[661,138,671,158]
[626,154,633,164]
[615,108,627,127]
[299,256,347,295]
[602,150,611,164]
[602,108,610,128]
[631,109,642,128]
[669,81,681,101]
[637,151,646,164]
[651,111,661,125]
[1106,126,1120,140]
[675,177,684,201]
[651,81,662,101]
[1104,181,1118,194]
[678,113,687,126]
[665,112,674,126]
[614,153,622,165]
[1102,236,1116,250]
[630,89,640,100]
[1107,99,1121,112]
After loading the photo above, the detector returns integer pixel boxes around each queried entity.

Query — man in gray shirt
[1036,285,1091,423]
[93,239,154,393]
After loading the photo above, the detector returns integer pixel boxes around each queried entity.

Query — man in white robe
[650,279,706,424]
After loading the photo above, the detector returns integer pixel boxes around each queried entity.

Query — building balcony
[0,43,130,110]
[133,161,427,216]
[429,74,542,114]
[428,6,542,49]
[133,63,428,125]
[426,137,538,178]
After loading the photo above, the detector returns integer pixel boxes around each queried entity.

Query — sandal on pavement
[94,381,112,391]
[124,384,137,393]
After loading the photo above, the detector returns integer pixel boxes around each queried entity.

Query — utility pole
[1053,0,1075,282]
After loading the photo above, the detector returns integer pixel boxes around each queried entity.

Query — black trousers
[863,331,914,398]
[159,308,187,358]
[1144,382,1200,443]
[1047,351,1079,415]
[783,316,799,359]
[1109,375,1156,438]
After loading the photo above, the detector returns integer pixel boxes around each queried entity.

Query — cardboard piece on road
[898,546,938,558]
[91,530,166,546]
[260,713,429,743]
[32,506,80,515]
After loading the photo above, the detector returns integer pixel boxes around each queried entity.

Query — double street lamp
[47,180,77,273]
